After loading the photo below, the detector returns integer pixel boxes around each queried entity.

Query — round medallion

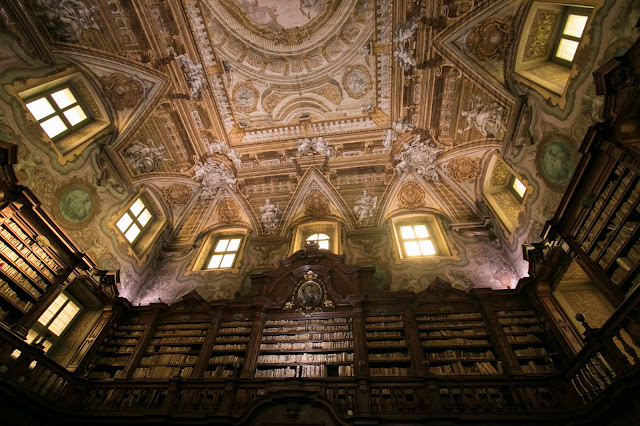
[537,138,576,190]
[59,188,93,223]
[343,67,371,99]
[296,280,324,308]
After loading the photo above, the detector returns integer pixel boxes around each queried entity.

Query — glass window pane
[306,234,319,242]
[215,239,229,252]
[37,294,67,326]
[512,178,526,198]
[137,209,152,227]
[227,238,241,252]
[404,241,421,257]
[130,199,145,217]
[319,240,329,250]
[207,254,223,269]
[414,225,429,238]
[48,301,80,336]
[124,224,140,242]
[400,226,415,240]
[563,14,588,38]
[555,38,579,62]
[116,213,133,232]
[26,97,55,120]
[220,254,236,268]
[51,88,77,109]
[40,115,67,138]
[63,105,87,126]
[419,240,436,256]
[317,233,329,241]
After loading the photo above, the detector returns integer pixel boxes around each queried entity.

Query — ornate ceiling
[0,0,637,304]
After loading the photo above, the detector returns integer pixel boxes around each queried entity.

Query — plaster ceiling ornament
[100,73,145,111]
[193,158,237,201]
[536,137,577,190]
[175,54,206,99]
[458,95,507,138]
[393,46,416,72]
[354,190,377,225]
[381,129,395,153]
[445,157,480,183]
[123,139,167,174]
[342,66,372,99]
[394,135,443,182]
[260,199,280,234]
[217,198,240,224]
[397,181,426,209]
[53,178,101,229]
[208,140,242,169]
[394,16,420,44]
[283,270,335,317]
[34,0,99,42]
[392,116,415,134]
[304,190,330,217]
[463,17,511,61]
[232,82,259,113]
[296,137,334,157]
[162,184,192,206]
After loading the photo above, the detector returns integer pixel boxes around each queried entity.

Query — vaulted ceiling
[0,0,637,304]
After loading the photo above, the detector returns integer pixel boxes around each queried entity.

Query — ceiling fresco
[0,0,638,304]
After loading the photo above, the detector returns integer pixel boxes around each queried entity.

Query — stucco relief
[34,0,99,42]
[445,157,480,183]
[100,73,145,111]
[397,181,425,209]
[342,66,372,99]
[233,83,259,113]
[464,16,511,61]
[523,9,560,62]
[217,198,241,224]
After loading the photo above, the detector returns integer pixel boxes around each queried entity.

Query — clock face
[296,281,323,308]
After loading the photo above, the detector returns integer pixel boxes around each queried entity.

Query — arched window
[306,233,331,250]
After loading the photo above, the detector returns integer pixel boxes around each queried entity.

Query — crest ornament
[284,270,335,317]
[398,181,425,209]
[304,191,330,217]
[217,198,240,224]
[394,135,442,182]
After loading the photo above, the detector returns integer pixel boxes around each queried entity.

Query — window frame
[206,235,244,270]
[23,84,91,141]
[551,7,591,67]
[27,292,82,353]
[116,197,154,245]
[305,233,331,251]
[397,223,438,258]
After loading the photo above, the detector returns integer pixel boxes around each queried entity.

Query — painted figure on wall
[354,190,377,225]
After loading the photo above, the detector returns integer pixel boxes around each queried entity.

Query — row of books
[216,335,249,342]
[262,331,352,341]
[503,325,545,334]
[0,279,34,311]
[257,352,354,363]
[417,313,482,321]
[581,173,632,247]
[108,338,139,345]
[370,367,410,376]
[139,353,198,366]
[157,323,209,330]
[212,343,247,351]
[365,321,403,329]
[0,223,61,273]
[368,351,409,360]
[496,310,536,317]
[497,317,541,325]
[155,329,207,336]
[366,331,402,338]
[264,318,351,326]
[263,324,351,333]
[423,338,489,346]
[427,349,495,361]
[204,367,235,378]
[113,330,143,337]
[368,339,406,348]
[514,347,548,357]
[421,329,487,338]
[507,334,543,343]
[418,321,485,329]
[428,361,502,375]
[521,361,555,373]
[598,225,636,267]
[209,355,243,363]
[255,365,348,378]
[220,321,251,327]
[260,341,351,350]
[365,315,401,322]
[95,356,128,366]
[218,327,251,334]
[150,336,205,344]
[0,261,41,298]
[148,345,195,353]
[0,241,52,284]
[132,366,193,379]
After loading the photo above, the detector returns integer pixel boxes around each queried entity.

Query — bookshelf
[497,309,559,374]
[90,322,145,379]
[133,321,208,379]
[570,163,640,297]
[206,318,252,379]
[0,216,65,325]
[256,316,354,378]
[365,315,411,377]
[417,312,501,376]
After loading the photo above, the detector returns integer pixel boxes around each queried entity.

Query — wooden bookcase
[91,322,145,379]
[497,309,560,374]
[418,312,501,376]
[206,317,251,379]
[365,314,411,377]
[256,314,354,378]
[0,215,65,324]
